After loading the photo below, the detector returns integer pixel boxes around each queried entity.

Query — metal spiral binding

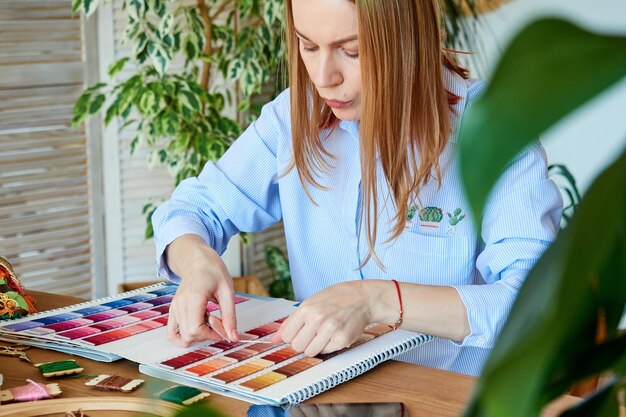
[282,333,434,407]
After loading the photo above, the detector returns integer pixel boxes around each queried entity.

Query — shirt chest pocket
[382,231,476,286]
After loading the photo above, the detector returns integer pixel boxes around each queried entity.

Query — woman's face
[292,0,361,121]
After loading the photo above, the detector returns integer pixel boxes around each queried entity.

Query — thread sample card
[140,301,431,407]
[0,283,433,405]
[154,320,392,394]
[0,284,251,363]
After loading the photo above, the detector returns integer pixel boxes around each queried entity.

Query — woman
[152,0,562,376]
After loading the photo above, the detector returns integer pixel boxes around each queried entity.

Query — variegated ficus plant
[71,0,285,237]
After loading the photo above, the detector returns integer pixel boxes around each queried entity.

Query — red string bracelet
[390,279,403,330]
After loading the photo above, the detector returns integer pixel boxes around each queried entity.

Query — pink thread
[10,379,51,402]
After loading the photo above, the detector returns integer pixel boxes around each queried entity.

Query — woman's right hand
[164,234,239,347]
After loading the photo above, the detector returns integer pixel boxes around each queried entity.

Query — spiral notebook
[0,283,432,406]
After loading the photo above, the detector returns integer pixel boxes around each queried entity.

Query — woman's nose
[311,53,342,88]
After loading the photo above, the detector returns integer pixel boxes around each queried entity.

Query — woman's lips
[324,98,351,109]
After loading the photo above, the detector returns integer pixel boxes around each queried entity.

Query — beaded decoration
[0,257,36,319]
[85,374,144,393]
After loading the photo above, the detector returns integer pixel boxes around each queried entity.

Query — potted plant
[71,0,285,237]
[458,18,626,417]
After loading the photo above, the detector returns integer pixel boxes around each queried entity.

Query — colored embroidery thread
[159,385,210,405]
[85,374,144,392]
[405,204,418,230]
[446,208,466,235]
[36,360,84,377]
[0,379,61,403]
[419,207,443,229]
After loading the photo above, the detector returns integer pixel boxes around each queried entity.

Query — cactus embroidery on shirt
[446,207,466,235]
[419,207,443,230]
[404,204,418,230]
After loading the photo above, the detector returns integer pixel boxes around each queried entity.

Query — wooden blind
[0,1,93,296]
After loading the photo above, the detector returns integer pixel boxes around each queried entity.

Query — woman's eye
[343,50,359,59]
[301,43,318,53]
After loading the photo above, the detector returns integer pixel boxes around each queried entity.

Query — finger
[289,323,319,354]
[320,337,349,354]
[207,314,229,341]
[215,286,238,341]
[271,312,304,344]
[178,296,215,345]
[166,308,188,347]
[321,327,358,354]
[302,331,332,357]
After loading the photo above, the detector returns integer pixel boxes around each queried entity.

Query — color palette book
[138,304,433,406]
[0,283,252,362]
[0,283,433,405]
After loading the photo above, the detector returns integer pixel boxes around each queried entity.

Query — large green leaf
[460,22,626,414]
[459,19,626,220]
[464,146,626,417]
[558,381,620,417]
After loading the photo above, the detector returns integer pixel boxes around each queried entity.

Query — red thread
[10,379,51,402]
[390,280,404,330]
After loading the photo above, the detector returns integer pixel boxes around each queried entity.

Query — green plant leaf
[464,147,626,417]
[108,57,130,77]
[130,135,140,155]
[85,82,107,93]
[139,89,157,113]
[88,93,106,115]
[71,89,92,127]
[558,381,620,417]
[159,13,174,35]
[179,90,200,112]
[104,101,119,125]
[459,19,626,221]
[227,59,244,80]
[71,0,82,13]
[550,334,626,394]
[83,0,100,17]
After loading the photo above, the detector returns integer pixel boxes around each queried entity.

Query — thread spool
[85,374,144,393]
[35,360,84,377]
[0,379,61,403]
[158,385,210,405]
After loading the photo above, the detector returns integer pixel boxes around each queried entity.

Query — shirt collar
[338,119,360,141]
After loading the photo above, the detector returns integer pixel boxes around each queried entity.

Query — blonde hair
[285,0,468,268]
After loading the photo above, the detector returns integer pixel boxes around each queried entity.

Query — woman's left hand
[270,281,372,357]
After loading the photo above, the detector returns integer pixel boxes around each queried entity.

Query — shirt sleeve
[452,81,564,349]
[151,90,289,282]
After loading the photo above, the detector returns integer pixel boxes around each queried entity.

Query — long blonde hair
[286,0,469,267]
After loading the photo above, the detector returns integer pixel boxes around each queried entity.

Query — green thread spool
[37,360,82,376]
[159,386,202,405]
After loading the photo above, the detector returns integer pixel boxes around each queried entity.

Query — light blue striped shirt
[152,69,563,376]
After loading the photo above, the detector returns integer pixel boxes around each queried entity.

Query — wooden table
[0,291,579,416]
